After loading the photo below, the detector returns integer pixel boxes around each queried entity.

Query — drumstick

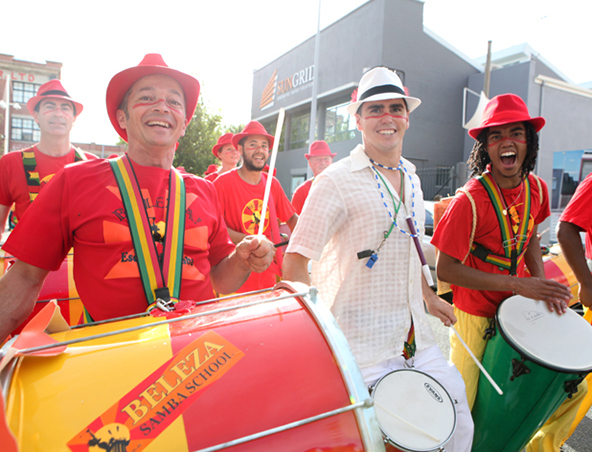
[405,216,434,286]
[375,401,441,442]
[257,108,285,237]
[450,325,503,395]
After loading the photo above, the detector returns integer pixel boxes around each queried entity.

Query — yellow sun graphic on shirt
[241,199,270,234]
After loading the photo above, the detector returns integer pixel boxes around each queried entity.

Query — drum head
[372,369,456,451]
[497,295,592,372]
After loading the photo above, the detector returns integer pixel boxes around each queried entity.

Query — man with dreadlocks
[432,93,586,451]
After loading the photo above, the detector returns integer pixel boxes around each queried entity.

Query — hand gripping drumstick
[450,325,503,395]
[258,108,286,238]
[405,216,434,286]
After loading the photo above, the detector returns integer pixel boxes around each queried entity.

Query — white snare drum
[372,369,456,452]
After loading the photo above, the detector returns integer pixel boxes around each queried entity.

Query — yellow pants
[450,306,587,452]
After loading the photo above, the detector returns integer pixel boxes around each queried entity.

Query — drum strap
[471,172,532,275]
[109,155,186,306]
[21,146,87,204]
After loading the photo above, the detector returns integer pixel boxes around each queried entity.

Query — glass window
[289,112,310,150]
[291,174,306,197]
[260,118,286,152]
[11,117,40,142]
[12,81,41,104]
[325,102,357,144]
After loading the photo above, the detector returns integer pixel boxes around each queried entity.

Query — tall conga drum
[1,283,385,451]
[471,295,592,452]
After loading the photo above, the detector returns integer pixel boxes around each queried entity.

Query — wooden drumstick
[450,325,503,395]
[258,108,285,238]
[375,401,441,442]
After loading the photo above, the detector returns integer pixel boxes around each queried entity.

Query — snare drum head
[372,369,456,451]
[498,295,592,372]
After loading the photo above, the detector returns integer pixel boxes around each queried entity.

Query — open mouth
[146,121,171,128]
[378,130,395,136]
[500,151,517,166]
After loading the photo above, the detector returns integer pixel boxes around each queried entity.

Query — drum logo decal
[67,331,244,452]
[424,383,444,403]
[522,310,544,323]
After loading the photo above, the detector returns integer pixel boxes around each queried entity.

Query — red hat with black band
[26,79,84,116]
[106,53,200,141]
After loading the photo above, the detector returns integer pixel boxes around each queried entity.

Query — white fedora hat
[347,67,421,116]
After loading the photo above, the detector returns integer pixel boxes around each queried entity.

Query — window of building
[12,81,41,104]
[291,174,306,197]
[325,102,357,144]
[11,117,41,142]
[290,112,310,150]
[260,119,286,151]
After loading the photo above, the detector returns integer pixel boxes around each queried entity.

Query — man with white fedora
[0,54,274,340]
[291,140,335,215]
[0,79,97,232]
[433,93,583,451]
[214,120,297,293]
[284,67,474,451]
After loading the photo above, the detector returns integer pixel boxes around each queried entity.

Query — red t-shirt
[214,168,296,292]
[3,157,235,321]
[431,172,550,317]
[0,145,97,221]
[560,172,592,259]
[291,178,312,215]
[204,172,218,182]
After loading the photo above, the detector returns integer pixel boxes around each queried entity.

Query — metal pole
[483,40,492,98]
[307,0,322,179]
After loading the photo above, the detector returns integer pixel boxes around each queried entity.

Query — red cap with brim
[106,54,200,142]
[26,79,83,116]
[212,132,234,158]
[231,121,274,150]
[305,140,336,160]
[468,93,545,140]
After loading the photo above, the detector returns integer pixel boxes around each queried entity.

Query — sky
[2,0,590,146]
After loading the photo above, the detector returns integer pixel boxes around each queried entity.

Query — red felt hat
[106,54,200,141]
[305,140,336,160]
[231,121,274,150]
[262,164,277,177]
[204,164,219,175]
[212,132,235,158]
[468,93,545,140]
[26,79,83,116]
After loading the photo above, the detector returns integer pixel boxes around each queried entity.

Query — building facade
[250,0,592,243]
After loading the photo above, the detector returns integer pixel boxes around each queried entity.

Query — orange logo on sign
[67,331,244,452]
[260,69,277,110]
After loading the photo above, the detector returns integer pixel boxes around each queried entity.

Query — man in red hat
[214,120,297,293]
[291,140,335,214]
[432,93,584,450]
[205,132,240,182]
[0,54,274,341]
[0,79,97,231]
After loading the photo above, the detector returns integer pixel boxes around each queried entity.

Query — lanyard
[109,155,186,305]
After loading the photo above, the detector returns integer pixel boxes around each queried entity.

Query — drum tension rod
[482,318,497,341]
[564,378,584,398]
[510,358,531,381]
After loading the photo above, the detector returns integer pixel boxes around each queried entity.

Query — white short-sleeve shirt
[287,144,436,368]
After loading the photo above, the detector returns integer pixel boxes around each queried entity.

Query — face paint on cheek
[364,112,407,120]
[132,99,183,116]
[41,107,73,118]
[488,138,526,147]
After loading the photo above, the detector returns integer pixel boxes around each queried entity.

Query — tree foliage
[174,98,223,176]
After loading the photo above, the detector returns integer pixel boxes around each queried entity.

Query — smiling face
[218,144,240,167]
[486,121,528,188]
[116,74,187,151]
[355,98,409,161]
[308,155,333,177]
[239,135,269,172]
[33,97,76,137]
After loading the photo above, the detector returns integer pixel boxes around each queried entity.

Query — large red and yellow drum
[542,245,580,306]
[1,283,385,451]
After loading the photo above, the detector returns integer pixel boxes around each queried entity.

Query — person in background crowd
[291,140,335,215]
[214,120,297,293]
